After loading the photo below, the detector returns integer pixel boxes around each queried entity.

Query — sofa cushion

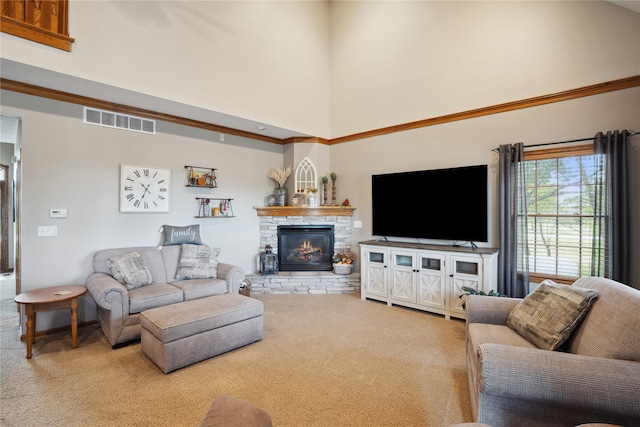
[93,246,168,284]
[170,278,228,301]
[468,323,537,352]
[176,244,221,280]
[162,224,202,246]
[564,277,640,361]
[506,280,599,351]
[106,251,154,290]
[129,283,184,313]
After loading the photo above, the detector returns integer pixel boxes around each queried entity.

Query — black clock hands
[140,182,151,200]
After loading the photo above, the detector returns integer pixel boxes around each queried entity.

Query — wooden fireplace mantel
[254,206,356,217]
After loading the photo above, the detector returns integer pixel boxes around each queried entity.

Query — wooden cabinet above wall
[1,0,74,51]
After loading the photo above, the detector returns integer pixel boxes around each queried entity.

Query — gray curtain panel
[592,130,632,285]
[497,143,529,298]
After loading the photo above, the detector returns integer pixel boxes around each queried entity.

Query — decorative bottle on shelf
[266,192,277,206]
[274,186,288,206]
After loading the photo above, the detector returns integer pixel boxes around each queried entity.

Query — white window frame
[522,144,605,284]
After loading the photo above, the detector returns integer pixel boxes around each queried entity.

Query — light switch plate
[38,226,58,237]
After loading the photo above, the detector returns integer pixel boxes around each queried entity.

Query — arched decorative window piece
[294,158,317,193]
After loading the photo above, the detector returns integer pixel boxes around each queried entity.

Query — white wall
[1,0,639,333]
[329,1,640,138]
[1,90,285,329]
[0,1,331,137]
[331,88,640,284]
[326,0,640,285]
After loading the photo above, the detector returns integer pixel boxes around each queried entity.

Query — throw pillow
[175,244,221,280]
[106,251,154,290]
[162,224,202,246]
[506,279,600,351]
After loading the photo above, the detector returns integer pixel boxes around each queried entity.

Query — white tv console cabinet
[359,240,499,320]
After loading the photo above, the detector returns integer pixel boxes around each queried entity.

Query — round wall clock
[120,164,171,212]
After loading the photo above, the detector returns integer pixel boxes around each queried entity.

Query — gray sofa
[86,245,245,347]
[465,276,640,427]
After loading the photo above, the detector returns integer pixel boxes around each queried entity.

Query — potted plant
[459,286,506,310]
[321,176,329,205]
[306,187,319,206]
[268,166,293,206]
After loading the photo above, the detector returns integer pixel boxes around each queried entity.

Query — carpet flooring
[0,277,472,426]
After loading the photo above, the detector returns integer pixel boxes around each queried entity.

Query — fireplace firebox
[277,225,334,272]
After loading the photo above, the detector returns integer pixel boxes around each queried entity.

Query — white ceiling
[0,58,306,141]
[1,2,638,142]
[608,1,640,13]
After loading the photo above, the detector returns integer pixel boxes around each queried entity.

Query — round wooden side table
[14,285,87,359]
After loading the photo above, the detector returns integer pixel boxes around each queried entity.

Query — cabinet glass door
[456,260,478,276]
[417,252,446,309]
[391,250,416,303]
[368,251,385,264]
[422,257,441,271]
[362,248,388,300]
[394,254,413,268]
[450,255,481,314]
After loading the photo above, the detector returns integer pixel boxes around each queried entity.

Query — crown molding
[329,75,640,145]
[2,75,638,146]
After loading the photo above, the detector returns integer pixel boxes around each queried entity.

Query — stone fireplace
[248,206,360,294]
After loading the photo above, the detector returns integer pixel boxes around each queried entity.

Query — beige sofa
[465,277,640,427]
[86,245,245,347]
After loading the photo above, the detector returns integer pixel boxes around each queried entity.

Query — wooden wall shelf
[254,206,356,217]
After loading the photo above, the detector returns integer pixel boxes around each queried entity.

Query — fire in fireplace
[277,225,334,271]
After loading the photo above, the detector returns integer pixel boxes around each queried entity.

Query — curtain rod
[492,130,638,152]
[524,136,595,149]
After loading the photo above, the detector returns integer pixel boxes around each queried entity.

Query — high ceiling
[608,1,640,14]
[2,1,638,142]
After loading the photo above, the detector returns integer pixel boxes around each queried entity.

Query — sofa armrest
[85,272,129,314]
[465,295,521,326]
[217,263,245,294]
[479,343,640,419]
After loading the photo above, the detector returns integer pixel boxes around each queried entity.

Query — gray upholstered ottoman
[140,293,263,373]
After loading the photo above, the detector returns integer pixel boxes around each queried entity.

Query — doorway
[0,115,21,298]
[0,164,9,273]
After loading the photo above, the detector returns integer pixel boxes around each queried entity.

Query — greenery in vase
[459,286,506,310]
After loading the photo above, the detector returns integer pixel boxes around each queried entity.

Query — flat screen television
[372,164,488,243]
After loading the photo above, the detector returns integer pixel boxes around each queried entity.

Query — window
[1,0,74,51]
[522,144,606,284]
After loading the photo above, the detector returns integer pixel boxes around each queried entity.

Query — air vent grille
[83,107,155,134]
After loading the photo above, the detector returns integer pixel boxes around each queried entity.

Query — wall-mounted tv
[372,164,488,243]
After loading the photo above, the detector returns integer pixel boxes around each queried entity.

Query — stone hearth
[249,206,360,294]
[247,271,360,295]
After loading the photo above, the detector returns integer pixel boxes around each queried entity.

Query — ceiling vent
[83,107,156,134]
